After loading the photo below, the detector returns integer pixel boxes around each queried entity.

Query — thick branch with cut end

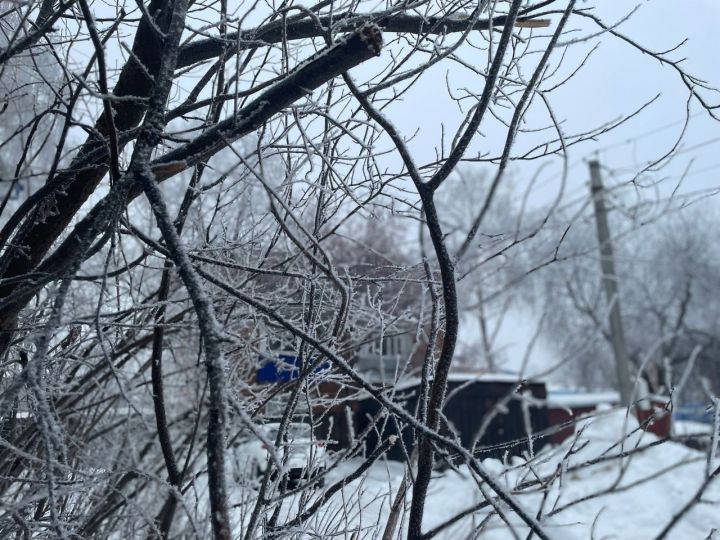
[156,24,383,171]
[176,10,553,69]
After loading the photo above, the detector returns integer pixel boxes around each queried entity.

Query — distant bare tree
[522,200,720,397]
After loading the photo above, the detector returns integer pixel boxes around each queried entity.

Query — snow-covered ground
[193,408,719,538]
[408,409,718,539]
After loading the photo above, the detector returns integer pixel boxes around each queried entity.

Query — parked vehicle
[232,422,327,487]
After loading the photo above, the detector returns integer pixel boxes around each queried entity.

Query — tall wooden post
[589,160,633,407]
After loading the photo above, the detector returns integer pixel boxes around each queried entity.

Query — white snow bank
[545,390,620,408]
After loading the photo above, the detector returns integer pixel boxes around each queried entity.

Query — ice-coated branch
[176,7,557,69]
[0,24,383,349]
[154,24,383,172]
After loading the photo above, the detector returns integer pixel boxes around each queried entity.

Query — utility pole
[589,160,633,407]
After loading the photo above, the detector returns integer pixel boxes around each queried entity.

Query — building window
[381,334,409,357]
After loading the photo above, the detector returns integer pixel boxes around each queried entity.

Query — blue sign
[256,353,331,383]
[674,402,712,424]
[256,353,301,383]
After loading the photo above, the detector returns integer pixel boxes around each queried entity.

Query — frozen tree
[0,0,718,539]
[522,199,720,398]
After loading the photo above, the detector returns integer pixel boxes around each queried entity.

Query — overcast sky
[381,1,720,203]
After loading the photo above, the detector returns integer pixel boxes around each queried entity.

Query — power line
[528,113,708,195]
[685,162,720,178]
[589,111,705,155]
[671,136,720,157]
